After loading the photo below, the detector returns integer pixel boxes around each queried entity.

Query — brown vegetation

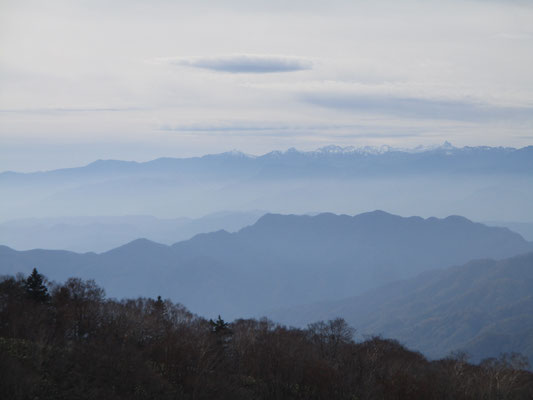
[1,270,532,400]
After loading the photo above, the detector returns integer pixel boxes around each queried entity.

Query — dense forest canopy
[1,270,532,400]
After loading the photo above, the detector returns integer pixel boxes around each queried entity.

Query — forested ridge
[1,270,532,400]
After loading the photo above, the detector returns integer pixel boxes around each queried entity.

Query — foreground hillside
[1,271,532,400]
[269,252,533,365]
[1,211,531,318]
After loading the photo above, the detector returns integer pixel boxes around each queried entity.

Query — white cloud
[300,92,533,122]
[1,0,533,170]
[158,54,312,74]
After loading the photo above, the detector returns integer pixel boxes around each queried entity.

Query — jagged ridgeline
[1,270,532,400]
[2,144,533,222]
[1,211,531,319]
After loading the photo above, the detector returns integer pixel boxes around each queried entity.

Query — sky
[1,0,533,171]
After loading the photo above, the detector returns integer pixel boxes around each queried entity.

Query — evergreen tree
[24,268,50,303]
[154,295,165,312]
[209,315,230,334]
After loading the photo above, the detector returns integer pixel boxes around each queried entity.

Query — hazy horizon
[2,1,533,395]
[2,0,533,171]
[1,141,531,174]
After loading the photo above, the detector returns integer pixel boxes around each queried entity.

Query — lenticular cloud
[170,54,312,73]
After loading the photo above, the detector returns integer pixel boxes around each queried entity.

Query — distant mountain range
[1,143,532,222]
[1,211,531,320]
[268,252,533,366]
[0,211,264,253]
[2,143,533,180]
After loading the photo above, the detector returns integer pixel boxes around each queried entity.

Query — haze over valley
[1,209,532,316]
[2,0,533,397]
[2,143,532,224]
[1,145,533,369]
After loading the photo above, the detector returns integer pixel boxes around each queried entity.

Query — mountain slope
[0,211,264,252]
[1,211,532,318]
[268,252,533,364]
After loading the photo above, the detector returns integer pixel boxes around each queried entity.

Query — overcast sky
[1,0,532,171]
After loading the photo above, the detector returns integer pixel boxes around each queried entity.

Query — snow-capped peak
[314,144,395,155]
[220,149,255,158]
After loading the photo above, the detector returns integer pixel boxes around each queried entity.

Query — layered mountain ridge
[2,143,532,222]
[2,143,532,177]
[268,252,533,365]
[1,211,531,320]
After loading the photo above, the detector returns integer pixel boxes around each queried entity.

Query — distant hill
[0,211,264,252]
[3,143,532,181]
[1,143,532,222]
[268,252,533,365]
[1,211,531,319]
[485,221,533,241]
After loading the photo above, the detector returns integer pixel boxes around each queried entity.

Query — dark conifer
[209,315,230,334]
[24,268,50,303]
